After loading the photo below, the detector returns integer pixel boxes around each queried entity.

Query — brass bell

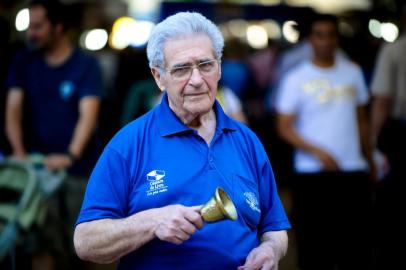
[200,187,238,222]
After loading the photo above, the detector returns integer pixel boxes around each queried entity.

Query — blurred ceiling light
[368,19,381,38]
[282,21,299,43]
[219,24,232,41]
[110,17,154,49]
[228,19,249,38]
[15,8,29,31]
[259,0,282,4]
[128,20,155,47]
[286,0,370,14]
[246,24,268,49]
[110,17,136,50]
[80,29,108,51]
[381,22,398,42]
[129,0,159,15]
[261,20,281,39]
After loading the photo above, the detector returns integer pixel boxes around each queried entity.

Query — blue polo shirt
[77,94,290,269]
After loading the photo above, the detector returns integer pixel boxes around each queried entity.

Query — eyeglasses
[160,59,220,81]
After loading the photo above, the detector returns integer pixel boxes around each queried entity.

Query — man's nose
[188,67,204,85]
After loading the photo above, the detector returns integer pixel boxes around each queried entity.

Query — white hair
[147,12,224,68]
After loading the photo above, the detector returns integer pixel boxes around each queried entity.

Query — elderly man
[74,12,290,270]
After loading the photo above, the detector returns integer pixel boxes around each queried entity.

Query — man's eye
[199,62,214,71]
[171,66,191,76]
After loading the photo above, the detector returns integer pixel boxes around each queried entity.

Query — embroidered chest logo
[146,170,168,196]
[59,80,75,100]
[244,192,261,213]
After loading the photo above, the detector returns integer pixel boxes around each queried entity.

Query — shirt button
[209,156,213,162]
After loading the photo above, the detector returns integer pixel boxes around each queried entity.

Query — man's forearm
[277,114,318,154]
[260,230,288,261]
[74,210,157,264]
[371,96,392,145]
[6,118,25,156]
[357,106,374,169]
[5,89,26,156]
[68,96,100,158]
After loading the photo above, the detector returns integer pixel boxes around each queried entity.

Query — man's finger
[174,228,190,242]
[190,205,203,212]
[179,222,196,235]
[185,206,204,229]
[239,252,261,270]
[262,260,276,270]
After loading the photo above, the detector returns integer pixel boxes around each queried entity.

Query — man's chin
[185,102,212,115]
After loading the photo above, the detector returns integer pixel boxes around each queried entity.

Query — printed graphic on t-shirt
[301,78,355,104]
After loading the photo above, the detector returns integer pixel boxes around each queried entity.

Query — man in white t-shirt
[275,13,374,270]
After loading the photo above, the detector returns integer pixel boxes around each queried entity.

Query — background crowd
[1,0,405,270]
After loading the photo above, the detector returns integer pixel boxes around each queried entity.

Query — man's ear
[151,68,165,92]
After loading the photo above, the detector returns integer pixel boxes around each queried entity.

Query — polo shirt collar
[156,92,237,137]
[213,97,237,133]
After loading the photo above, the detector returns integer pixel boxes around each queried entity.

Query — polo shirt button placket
[208,151,215,169]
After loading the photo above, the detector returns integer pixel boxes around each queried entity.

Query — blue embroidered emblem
[59,80,74,100]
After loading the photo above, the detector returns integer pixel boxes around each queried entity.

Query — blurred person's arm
[68,96,100,158]
[5,88,26,159]
[276,113,339,171]
[45,96,100,170]
[369,42,393,144]
[357,105,376,181]
[368,41,393,180]
[371,95,392,145]
[238,230,288,270]
[74,205,203,264]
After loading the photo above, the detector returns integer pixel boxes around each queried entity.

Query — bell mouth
[215,187,238,221]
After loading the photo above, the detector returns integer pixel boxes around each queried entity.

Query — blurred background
[1,0,404,269]
[1,0,403,148]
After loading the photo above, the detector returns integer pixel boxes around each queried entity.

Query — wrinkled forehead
[162,33,216,66]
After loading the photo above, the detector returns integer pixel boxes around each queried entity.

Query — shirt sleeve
[274,72,300,114]
[352,65,369,105]
[258,154,291,234]
[370,44,394,97]
[76,147,130,225]
[6,51,28,90]
[77,56,104,99]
